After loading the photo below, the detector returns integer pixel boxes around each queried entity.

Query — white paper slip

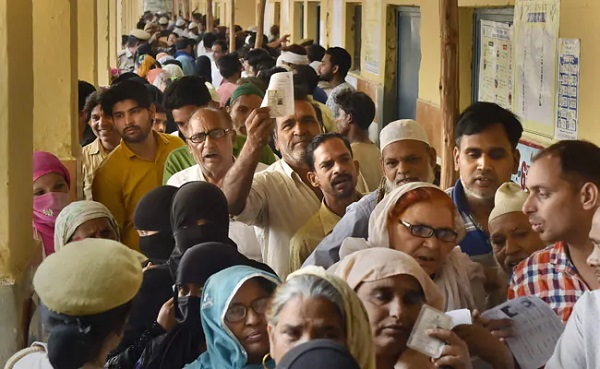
[446,309,472,328]
[260,71,294,118]
[407,304,453,359]
[481,296,564,369]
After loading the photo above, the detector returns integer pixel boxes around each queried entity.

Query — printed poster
[511,140,544,190]
[513,0,560,133]
[554,38,580,140]
[478,20,513,110]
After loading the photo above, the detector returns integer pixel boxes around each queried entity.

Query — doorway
[394,7,421,120]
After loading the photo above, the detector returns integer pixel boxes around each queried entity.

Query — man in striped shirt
[509,140,600,323]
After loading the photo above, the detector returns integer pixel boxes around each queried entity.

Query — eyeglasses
[398,219,459,243]
[187,128,233,144]
[225,297,270,323]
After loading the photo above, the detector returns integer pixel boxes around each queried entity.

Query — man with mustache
[93,80,184,250]
[166,108,266,262]
[449,102,522,267]
[304,119,437,268]
[289,133,362,271]
[547,205,600,368]
[509,140,600,323]
[221,86,367,278]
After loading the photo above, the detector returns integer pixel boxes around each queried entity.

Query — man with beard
[221,86,367,278]
[319,47,354,118]
[304,119,437,268]
[449,102,522,267]
[93,80,184,250]
[289,133,361,271]
[509,140,600,323]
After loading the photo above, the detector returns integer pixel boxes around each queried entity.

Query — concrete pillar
[97,0,111,86]
[110,0,118,68]
[0,0,36,362]
[32,0,79,160]
[78,0,98,86]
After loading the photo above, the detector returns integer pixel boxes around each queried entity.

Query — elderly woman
[185,265,280,369]
[267,266,375,369]
[137,243,274,369]
[339,182,487,311]
[334,248,471,369]
[6,239,145,369]
[33,151,71,257]
[53,200,120,252]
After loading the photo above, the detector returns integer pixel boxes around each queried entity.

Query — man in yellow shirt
[93,80,184,250]
[289,133,362,271]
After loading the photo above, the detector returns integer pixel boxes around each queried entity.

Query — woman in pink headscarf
[33,151,71,256]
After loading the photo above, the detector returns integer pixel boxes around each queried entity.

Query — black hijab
[142,242,274,369]
[277,339,361,369]
[168,182,232,277]
[133,185,179,263]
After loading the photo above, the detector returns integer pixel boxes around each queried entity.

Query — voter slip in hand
[260,71,295,118]
[407,304,453,358]
[481,296,564,369]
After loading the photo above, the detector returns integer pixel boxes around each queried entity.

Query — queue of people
[10,8,600,369]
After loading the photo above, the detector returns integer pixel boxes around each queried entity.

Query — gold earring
[262,353,272,369]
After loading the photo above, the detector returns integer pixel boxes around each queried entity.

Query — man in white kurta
[222,90,367,278]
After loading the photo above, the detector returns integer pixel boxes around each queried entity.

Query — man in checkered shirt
[509,140,600,323]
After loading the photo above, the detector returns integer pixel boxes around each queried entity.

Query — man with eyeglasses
[167,108,266,262]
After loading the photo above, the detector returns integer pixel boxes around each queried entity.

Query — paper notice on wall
[482,296,564,369]
[554,39,580,140]
[478,20,514,110]
[513,0,560,128]
[261,71,294,118]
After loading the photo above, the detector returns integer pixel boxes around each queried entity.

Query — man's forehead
[382,139,428,156]
[315,138,350,159]
[189,110,225,130]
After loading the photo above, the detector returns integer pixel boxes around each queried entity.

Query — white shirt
[8,342,52,369]
[547,291,600,369]
[235,160,322,278]
[167,163,268,263]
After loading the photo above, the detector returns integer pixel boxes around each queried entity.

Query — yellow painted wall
[97,0,111,86]
[78,0,98,86]
[32,0,79,160]
[325,0,600,147]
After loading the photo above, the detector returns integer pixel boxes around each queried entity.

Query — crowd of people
[8,8,600,369]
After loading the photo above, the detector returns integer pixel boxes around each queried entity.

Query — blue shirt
[175,51,196,76]
[446,179,495,266]
[303,190,378,268]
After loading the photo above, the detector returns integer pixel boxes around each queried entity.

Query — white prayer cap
[158,17,169,25]
[489,182,529,223]
[379,119,430,153]
[188,22,198,30]
[175,18,186,27]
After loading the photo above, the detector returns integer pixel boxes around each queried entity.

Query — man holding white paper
[221,80,366,278]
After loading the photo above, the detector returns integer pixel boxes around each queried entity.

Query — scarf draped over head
[147,68,166,84]
[276,51,310,67]
[186,265,280,369]
[338,182,484,312]
[137,54,158,78]
[163,64,184,80]
[33,151,72,256]
[134,185,178,262]
[53,200,119,253]
[286,266,376,369]
[168,182,233,276]
[334,248,443,369]
[142,243,270,369]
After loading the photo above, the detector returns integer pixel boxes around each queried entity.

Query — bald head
[186,107,237,177]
